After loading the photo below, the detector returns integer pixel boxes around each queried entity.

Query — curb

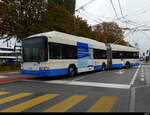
[0,70,19,74]
[0,75,38,84]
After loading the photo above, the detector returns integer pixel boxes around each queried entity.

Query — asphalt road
[0,63,150,112]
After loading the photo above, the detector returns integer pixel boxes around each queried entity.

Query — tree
[94,21,127,45]
[74,16,96,39]
[0,0,47,40]
[0,0,95,41]
[37,1,95,39]
[41,1,75,33]
[50,0,76,15]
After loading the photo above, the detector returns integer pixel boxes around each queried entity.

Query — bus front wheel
[68,65,76,77]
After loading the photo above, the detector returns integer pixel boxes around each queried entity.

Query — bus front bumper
[20,68,68,77]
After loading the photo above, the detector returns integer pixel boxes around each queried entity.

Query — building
[0,47,22,65]
[49,0,76,15]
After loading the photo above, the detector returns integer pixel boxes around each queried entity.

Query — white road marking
[141,78,145,81]
[129,86,136,112]
[22,79,130,89]
[115,70,125,74]
[141,74,144,78]
[43,80,130,89]
[140,65,145,81]
[141,70,144,73]
[130,65,141,85]
[71,77,85,81]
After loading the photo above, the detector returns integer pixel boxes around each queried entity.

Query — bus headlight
[40,67,49,70]
[44,67,49,70]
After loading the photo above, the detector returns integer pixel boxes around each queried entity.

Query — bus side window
[62,44,77,59]
[49,43,62,59]
[93,49,107,59]
[120,53,123,59]
[49,42,77,59]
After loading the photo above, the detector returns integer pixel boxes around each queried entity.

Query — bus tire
[125,62,130,69]
[102,64,106,71]
[68,65,76,77]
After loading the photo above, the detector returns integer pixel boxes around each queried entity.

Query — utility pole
[74,0,77,35]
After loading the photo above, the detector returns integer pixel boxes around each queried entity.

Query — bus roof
[27,31,106,49]
[110,43,138,52]
[27,31,138,52]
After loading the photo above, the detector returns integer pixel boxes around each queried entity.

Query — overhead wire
[75,0,96,12]
[77,11,102,24]
[76,0,150,32]
[75,0,104,25]
[74,0,97,35]
[113,29,136,44]
[117,0,124,17]
[81,8,104,22]
[109,0,119,18]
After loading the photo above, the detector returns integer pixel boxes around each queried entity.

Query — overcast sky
[76,0,150,55]
[1,0,150,55]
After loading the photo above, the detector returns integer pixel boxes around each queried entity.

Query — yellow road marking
[0,92,10,96]
[88,96,118,112]
[44,95,87,112]
[0,93,33,105]
[0,94,59,112]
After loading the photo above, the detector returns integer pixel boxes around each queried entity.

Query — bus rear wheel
[68,65,76,77]
[125,62,130,69]
[102,64,106,71]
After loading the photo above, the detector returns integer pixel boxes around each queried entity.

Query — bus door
[77,42,94,72]
[88,45,94,71]
[106,44,112,69]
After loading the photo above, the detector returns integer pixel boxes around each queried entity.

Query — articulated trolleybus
[21,31,140,77]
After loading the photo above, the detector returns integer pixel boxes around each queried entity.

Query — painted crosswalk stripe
[0,94,59,112]
[88,96,118,112]
[0,92,10,96]
[0,93,33,105]
[44,95,87,112]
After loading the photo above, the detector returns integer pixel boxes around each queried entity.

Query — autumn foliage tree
[94,21,127,45]
[0,0,95,41]
[0,0,47,40]
[0,0,127,46]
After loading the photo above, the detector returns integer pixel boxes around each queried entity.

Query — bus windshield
[22,36,48,62]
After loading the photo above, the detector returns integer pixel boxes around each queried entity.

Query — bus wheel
[125,62,130,69]
[102,64,106,71]
[68,65,76,77]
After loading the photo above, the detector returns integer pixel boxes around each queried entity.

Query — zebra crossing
[0,91,118,112]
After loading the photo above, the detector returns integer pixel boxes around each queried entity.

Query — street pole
[74,0,77,35]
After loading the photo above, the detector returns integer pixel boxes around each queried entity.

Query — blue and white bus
[21,31,140,77]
